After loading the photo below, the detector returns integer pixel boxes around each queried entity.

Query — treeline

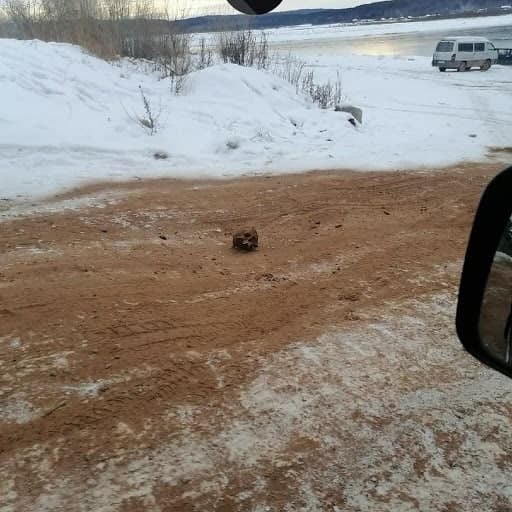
[0,0,191,59]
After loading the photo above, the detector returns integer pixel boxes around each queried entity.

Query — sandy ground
[2,163,512,511]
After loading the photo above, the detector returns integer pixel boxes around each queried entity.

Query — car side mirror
[457,165,512,378]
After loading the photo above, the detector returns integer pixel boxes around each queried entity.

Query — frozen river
[269,19,512,57]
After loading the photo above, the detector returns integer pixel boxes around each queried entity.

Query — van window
[458,43,474,52]
[475,43,485,51]
[487,42,496,51]
[436,41,454,52]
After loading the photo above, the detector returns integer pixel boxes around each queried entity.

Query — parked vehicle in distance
[432,36,498,72]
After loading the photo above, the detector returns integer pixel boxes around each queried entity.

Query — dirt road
[2,164,512,511]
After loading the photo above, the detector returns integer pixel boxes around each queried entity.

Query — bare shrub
[150,18,192,94]
[271,54,344,109]
[122,84,161,135]
[134,84,160,134]
[154,31,192,78]
[216,29,268,69]
[301,69,343,109]
[168,72,186,95]
[272,53,306,91]
[197,37,213,70]
[254,30,269,69]
[102,0,163,58]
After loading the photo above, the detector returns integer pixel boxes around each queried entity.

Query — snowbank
[1,38,512,201]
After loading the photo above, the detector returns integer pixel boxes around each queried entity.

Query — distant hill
[175,0,512,32]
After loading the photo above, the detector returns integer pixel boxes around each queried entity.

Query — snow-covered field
[1,30,512,201]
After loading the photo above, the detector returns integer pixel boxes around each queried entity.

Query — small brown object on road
[233,227,259,251]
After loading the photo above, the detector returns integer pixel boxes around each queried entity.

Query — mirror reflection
[480,216,512,365]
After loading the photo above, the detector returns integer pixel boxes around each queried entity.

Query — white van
[432,37,498,72]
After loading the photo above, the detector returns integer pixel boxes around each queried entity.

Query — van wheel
[439,67,446,72]
[458,61,467,72]
[481,60,491,71]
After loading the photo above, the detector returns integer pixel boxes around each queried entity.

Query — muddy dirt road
[1,164,512,511]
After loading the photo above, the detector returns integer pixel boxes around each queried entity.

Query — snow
[495,251,512,263]
[0,397,39,424]
[266,13,512,43]
[1,37,512,201]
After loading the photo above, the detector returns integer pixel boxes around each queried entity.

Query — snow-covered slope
[1,38,512,200]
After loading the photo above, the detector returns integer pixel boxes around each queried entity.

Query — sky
[186,0,373,16]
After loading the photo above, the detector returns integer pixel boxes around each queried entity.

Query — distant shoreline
[262,13,512,48]
[179,8,512,34]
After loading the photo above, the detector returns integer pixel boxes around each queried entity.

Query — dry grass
[1,0,192,61]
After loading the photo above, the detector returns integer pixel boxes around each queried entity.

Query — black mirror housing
[457,165,512,378]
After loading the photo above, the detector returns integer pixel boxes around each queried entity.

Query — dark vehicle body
[498,48,512,65]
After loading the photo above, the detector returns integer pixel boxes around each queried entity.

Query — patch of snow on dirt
[0,397,40,425]
[63,380,111,398]
[0,336,21,349]
[0,191,130,221]
[7,291,512,511]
